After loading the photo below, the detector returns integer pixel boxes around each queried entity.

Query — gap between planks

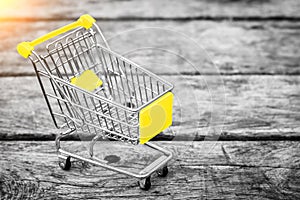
[2,16,300,22]
[1,20,300,76]
[0,75,299,141]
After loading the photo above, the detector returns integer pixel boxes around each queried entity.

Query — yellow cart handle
[17,14,96,58]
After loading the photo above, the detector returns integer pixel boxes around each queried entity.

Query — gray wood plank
[2,20,300,76]
[1,0,300,19]
[0,141,299,199]
[0,75,299,140]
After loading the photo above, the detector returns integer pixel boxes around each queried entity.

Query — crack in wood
[221,145,234,165]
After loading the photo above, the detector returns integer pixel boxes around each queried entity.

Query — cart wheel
[138,176,151,190]
[156,166,168,177]
[59,156,71,170]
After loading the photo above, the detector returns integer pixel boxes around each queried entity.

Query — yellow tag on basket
[139,92,173,144]
[70,70,102,92]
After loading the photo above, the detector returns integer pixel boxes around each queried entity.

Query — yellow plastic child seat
[70,70,102,92]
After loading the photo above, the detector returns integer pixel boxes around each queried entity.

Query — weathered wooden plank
[2,20,300,76]
[1,0,300,20]
[0,141,299,199]
[0,75,299,140]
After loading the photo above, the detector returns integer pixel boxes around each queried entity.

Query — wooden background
[0,0,299,199]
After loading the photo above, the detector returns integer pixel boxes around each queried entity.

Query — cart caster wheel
[138,176,151,190]
[157,166,168,177]
[59,156,71,170]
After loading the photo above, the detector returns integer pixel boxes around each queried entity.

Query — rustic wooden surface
[1,141,299,199]
[1,0,300,19]
[0,76,299,140]
[1,21,300,76]
[0,0,299,199]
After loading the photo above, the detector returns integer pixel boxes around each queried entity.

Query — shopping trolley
[17,14,174,190]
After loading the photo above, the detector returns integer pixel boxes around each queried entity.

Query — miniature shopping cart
[17,14,173,190]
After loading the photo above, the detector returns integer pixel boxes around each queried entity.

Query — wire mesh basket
[17,14,174,190]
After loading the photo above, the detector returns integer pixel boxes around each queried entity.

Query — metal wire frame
[28,24,173,144]
[25,21,174,185]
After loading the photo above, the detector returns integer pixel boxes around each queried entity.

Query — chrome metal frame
[27,22,173,182]
[56,128,172,179]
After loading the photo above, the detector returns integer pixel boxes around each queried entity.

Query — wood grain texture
[1,0,300,20]
[1,0,299,199]
[2,20,300,76]
[0,75,299,140]
[0,141,299,199]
